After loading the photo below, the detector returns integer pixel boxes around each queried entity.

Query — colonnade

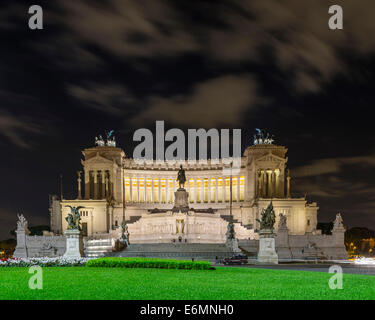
[124,176,245,204]
[84,170,113,200]
[256,169,284,198]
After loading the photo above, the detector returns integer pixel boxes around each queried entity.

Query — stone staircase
[220,215,241,224]
[107,243,235,261]
[84,237,115,258]
[238,239,259,257]
[126,215,142,224]
[220,215,255,240]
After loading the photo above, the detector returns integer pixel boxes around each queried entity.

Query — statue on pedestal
[256,201,278,264]
[63,206,85,258]
[333,213,344,231]
[17,214,29,231]
[278,213,288,230]
[173,165,189,213]
[177,165,186,189]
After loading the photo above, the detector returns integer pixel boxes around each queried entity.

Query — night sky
[0,0,375,239]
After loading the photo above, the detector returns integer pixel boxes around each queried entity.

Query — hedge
[86,257,212,270]
[0,257,89,267]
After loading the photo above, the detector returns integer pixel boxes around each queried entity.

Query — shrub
[86,257,211,270]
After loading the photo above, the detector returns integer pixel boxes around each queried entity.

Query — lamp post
[226,161,237,252]
[229,161,233,223]
[120,156,128,244]
[122,156,126,224]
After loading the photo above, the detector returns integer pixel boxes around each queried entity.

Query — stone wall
[13,214,66,258]
[24,235,66,258]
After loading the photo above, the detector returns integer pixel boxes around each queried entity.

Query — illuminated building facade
[50,139,320,243]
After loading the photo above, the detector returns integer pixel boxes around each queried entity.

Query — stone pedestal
[257,229,278,264]
[13,228,28,258]
[13,214,30,258]
[63,229,84,258]
[275,219,292,260]
[172,188,189,213]
[226,238,241,253]
[225,219,241,253]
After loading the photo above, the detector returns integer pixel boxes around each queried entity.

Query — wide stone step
[123,243,231,252]
[84,238,115,258]
[107,243,242,261]
[220,215,240,224]
[126,215,142,224]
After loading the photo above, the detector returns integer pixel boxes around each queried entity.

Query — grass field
[0,266,374,300]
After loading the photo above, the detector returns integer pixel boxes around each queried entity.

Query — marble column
[105,174,109,198]
[208,178,211,203]
[270,170,275,198]
[279,170,285,198]
[130,177,133,202]
[77,171,82,200]
[186,178,190,202]
[144,178,147,202]
[158,178,161,203]
[215,178,218,203]
[201,178,204,203]
[101,171,105,199]
[137,178,140,202]
[287,174,291,198]
[235,176,241,202]
[166,178,169,203]
[94,171,98,199]
[222,177,226,203]
[173,179,176,202]
[108,172,113,198]
[194,178,197,203]
[267,171,272,198]
[84,170,90,200]
[263,171,267,198]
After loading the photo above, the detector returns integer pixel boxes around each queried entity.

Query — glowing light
[354,257,375,265]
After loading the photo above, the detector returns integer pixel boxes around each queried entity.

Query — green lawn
[0,266,374,300]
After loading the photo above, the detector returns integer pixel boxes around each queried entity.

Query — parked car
[223,254,248,265]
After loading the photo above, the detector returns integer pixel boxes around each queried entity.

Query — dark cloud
[0,109,43,149]
[61,0,197,58]
[132,75,257,127]
[68,83,136,115]
[293,155,375,178]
